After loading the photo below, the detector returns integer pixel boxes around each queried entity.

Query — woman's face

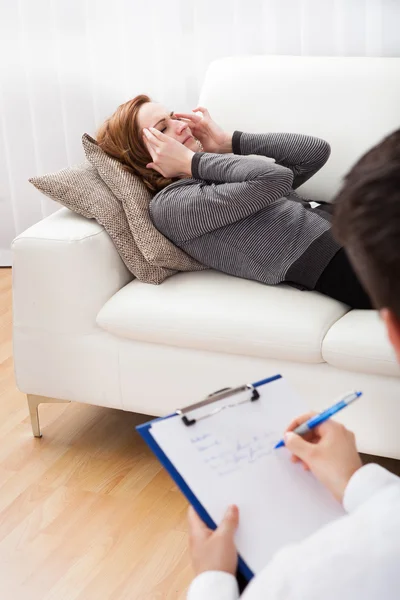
[137,102,198,152]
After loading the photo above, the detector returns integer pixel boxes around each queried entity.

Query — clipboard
[136,375,344,581]
[136,374,280,581]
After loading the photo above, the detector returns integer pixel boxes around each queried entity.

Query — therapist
[186,130,400,600]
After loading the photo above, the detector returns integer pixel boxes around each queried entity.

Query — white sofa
[13,56,400,458]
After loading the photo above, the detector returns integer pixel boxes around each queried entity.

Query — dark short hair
[333,129,400,318]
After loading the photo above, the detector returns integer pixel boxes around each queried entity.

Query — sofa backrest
[199,55,400,202]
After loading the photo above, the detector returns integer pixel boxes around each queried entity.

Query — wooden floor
[0,268,193,599]
[1,267,399,600]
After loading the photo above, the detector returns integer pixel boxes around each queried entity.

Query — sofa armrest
[12,208,133,335]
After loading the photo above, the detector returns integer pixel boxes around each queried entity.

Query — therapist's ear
[381,309,400,363]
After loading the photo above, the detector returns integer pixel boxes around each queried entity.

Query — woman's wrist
[180,150,195,178]
[218,133,233,154]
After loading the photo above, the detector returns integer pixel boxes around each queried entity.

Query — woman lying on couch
[97,95,371,309]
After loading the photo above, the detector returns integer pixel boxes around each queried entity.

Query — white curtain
[1,0,399,264]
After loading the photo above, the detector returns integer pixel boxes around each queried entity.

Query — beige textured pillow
[82,134,206,272]
[29,162,174,284]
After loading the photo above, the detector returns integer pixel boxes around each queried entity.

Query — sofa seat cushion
[322,311,399,377]
[96,270,349,363]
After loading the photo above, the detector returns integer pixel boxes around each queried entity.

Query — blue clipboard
[136,373,282,583]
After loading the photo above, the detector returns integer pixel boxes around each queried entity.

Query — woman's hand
[143,127,194,178]
[174,107,232,154]
[284,413,363,502]
[188,504,239,576]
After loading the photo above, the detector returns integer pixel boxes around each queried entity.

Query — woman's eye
[160,127,167,133]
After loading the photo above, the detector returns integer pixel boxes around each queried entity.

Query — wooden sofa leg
[27,395,71,438]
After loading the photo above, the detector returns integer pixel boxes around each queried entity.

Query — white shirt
[187,464,400,600]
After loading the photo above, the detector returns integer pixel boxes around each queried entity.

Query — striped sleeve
[233,132,331,189]
[151,153,294,242]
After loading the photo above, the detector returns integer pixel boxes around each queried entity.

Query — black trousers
[315,247,372,309]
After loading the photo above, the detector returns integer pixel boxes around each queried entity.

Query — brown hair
[333,129,400,318]
[96,95,177,193]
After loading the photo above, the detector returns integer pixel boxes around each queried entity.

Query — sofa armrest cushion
[12,208,133,334]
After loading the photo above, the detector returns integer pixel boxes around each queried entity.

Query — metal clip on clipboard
[176,383,260,427]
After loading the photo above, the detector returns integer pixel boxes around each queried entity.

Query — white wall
[1,0,400,265]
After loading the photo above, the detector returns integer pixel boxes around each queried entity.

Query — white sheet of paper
[150,377,345,574]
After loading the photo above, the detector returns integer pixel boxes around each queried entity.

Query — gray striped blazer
[149,132,341,289]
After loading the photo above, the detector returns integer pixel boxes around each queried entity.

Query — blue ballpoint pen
[274,390,363,449]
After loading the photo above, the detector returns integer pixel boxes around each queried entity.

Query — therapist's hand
[188,504,239,576]
[284,413,363,502]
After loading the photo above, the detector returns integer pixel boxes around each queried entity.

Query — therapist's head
[333,128,400,362]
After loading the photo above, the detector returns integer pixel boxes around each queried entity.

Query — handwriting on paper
[190,429,276,477]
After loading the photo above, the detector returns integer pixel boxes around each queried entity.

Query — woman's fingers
[146,162,164,176]
[143,127,168,158]
[143,127,167,143]
[192,106,209,117]
[142,134,158,161]
[142,129,158,147]
[173,116,193,123]
[149,126,167,140]
[174,112,202,123]
[143,128,157,139]
[143,133,164,174]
